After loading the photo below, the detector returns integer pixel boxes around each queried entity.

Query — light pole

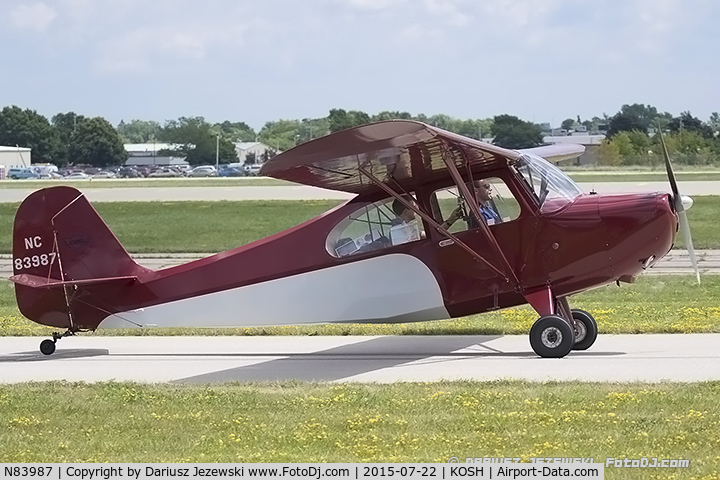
[215,134,219,170]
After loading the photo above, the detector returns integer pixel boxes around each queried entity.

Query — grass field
[1,275,717,337]
[0,381,717,475]
[0,196,718,253]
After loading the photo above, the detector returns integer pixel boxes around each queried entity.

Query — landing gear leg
[39,330,76,356]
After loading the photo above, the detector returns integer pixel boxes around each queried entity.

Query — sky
[2,0,719,130]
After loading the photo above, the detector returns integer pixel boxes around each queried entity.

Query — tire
[40,339,56,356]
[529,315,575,358]
[571,309,598,351]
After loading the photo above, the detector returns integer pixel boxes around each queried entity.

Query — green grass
[2,275,718,336]
[0,177,292,189]
[0,196,718,253]
[0,381,717,474]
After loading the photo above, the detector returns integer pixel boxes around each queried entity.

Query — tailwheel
[39,329,77,356]
[529,315,575,358]
[571,309,598,351]
[39,339,56,356]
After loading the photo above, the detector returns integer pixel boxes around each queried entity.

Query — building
[235,142,275,164]
[0,145,31,167]
[123,143,188,167]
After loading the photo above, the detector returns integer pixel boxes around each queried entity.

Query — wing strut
[439,142,521,287]
[357,164,512,282]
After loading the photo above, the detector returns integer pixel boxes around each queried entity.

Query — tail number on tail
[14,253,56,271]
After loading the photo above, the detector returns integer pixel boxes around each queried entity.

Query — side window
[327,195,426,258]
[433,177,520,233]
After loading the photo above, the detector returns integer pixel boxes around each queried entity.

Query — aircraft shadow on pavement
[0,349,109,362]
[175,336,623,383]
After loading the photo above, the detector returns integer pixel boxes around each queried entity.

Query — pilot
[390,196,423,244]
[442,180,502,230]
[475,180,502,225]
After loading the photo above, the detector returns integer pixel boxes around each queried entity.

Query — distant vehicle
[64,172,90,179]
[117,167,140,178]
[7,167,40,180]
[187,166,218,177]
[175,165,192,174]
[148,168,182,178]
[92,171,117,179]
[244,164,263,176]
[218,166,245,177]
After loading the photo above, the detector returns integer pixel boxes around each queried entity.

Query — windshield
[513,153,582,213]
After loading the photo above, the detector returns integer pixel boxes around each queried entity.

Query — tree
[52,112,86,163]
[708,112,720,135]
[490,114,543,149]
[668,112,714,139]
[67,117,127,167]
[561,118,575,131]
[116,119,162,143]
[606,104,671,137]
[328,108,371,133]
[160,117,238,165]
[214,121,256,143]
[0,106,63,164]
[258,119,303,151]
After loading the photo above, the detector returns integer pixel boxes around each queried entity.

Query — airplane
[10,120,698,358]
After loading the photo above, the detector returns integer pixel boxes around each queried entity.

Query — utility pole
[215,134,219,170]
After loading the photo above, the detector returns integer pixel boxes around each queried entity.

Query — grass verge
[2,275,718,336]
[0,381,717,476]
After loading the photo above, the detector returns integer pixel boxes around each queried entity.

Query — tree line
[0,104,718,168]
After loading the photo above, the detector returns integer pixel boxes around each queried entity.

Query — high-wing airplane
[10,120,696,358]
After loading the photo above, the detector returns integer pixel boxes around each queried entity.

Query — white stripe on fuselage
[99,254,449,329]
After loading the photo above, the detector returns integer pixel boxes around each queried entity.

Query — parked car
[187,166,218,177]
[218,166,245,177]
[65,172,90,179]
[148,168,182,178]
[117,167,140,178]
[244,164,263,176]
[7,167,40,180]
[92,171,117,179]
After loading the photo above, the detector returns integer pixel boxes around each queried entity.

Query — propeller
[659,128,701,283]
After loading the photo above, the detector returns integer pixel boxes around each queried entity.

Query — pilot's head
[474,180,493,204]
[392,195,416,222]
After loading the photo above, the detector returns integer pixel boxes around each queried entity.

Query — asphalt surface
[1,334,719,383]
[0,181,717,203]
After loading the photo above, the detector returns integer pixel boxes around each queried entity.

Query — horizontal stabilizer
[9,273,138,289]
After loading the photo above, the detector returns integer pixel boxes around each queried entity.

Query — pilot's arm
[441,206,463,230]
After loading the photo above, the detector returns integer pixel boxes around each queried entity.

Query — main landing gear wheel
[529,315,575,358]
[40,339,56,355]
[571,309,598,351]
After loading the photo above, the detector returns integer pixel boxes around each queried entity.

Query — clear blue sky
[2,0,718,130]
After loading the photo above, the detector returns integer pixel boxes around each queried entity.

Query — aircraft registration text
[14,253,56,271]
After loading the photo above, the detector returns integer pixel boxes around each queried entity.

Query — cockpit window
[327,195,425,258]
[432,177,520,233]
[513,153,582,213]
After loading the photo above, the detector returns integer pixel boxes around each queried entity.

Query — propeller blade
[678,209,701,284]
[658,126,701,283]
[659,128,680,202]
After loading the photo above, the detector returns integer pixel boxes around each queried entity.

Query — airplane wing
[260,121,520,195]
[261,120,584,195]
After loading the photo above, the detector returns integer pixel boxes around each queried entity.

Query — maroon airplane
[10,120,695,358]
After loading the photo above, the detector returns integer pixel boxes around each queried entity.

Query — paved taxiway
[1,334,719,383]
[0,181,718,203]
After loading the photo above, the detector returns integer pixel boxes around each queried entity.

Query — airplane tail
[11,186,149,329]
